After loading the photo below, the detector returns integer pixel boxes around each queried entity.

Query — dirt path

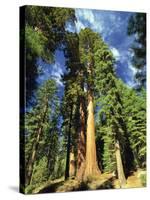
[125,173,143,188]
[113,172,144,189]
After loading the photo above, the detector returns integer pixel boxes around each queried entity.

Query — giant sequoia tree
[79,29,101,179]
[62,32,86,180]
[90,30,127,187]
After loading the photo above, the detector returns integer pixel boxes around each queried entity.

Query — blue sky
[37,8,137,88]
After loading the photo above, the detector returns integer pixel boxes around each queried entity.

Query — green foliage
[117,81,146,168]
[52,153,66,179]
[23,6,76,104]
[79,28,103,90]
[102,128,116,172]
[31,156,49,185]
[25,79,61,186]
[25,6,76,61]
[140,173,146,187]
[25,25,49,61]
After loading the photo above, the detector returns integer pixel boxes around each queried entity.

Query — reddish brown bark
[83,91,101,179]
[65,105,73,180]
[76,100,86,180]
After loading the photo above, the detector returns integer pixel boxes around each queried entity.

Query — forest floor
[31,171,145,194]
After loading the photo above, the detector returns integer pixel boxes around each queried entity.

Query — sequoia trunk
[115,140,126,188]
[65,105,73,180]
[84,91,101,179]
[77,100,86,180]
[69,146,76,177]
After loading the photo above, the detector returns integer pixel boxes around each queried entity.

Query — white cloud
[76,9,95,24]
[65,22,76,33]
[75,9,103,33]
[92,20,104,33]
[51,62,64,86]
[127,61,137,75]
[110,47,120,61]
[54,78,63,87]
[126,80,136,88]
[75,20,85,32]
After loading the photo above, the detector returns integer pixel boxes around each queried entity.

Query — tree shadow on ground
[96,180,114,189]
[74,178,114,191]
[74,181,89,191]
[38,181,65,193]
[37,176,115,193]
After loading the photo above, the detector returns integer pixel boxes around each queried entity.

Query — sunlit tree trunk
[69,146,76,177]
[115,140,126,188]
[65,105,73,180]
[26,127,42,186]
[83,60,101,179]
[84,88,101,179]
[77,100,86,180]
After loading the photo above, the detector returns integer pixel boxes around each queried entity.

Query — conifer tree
[79,28,101,179]
[62,80,79,179]
[21,6,76,104]
[117,81,146,169]
[93,32,127,187]
[25,79,58,186]
[62,32,86,180]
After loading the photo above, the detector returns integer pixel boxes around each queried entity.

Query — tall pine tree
[25,79,59,186]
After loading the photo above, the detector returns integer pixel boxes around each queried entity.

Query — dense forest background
[20,6,146,194]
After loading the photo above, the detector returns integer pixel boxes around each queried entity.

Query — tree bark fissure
[83,60,101,179]
[77,100,86,180]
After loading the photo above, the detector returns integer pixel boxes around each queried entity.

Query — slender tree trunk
[84,90,101,179]
[65,105,73,180]
[26,127,42,186]
[77,100,86,180]
[47,144,55,178]
[69,146,76,177]
[115,140,126,188]
[26,103,48,186]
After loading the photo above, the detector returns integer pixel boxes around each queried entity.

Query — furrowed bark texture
[77,100,86,180]
[84,92,101,179]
